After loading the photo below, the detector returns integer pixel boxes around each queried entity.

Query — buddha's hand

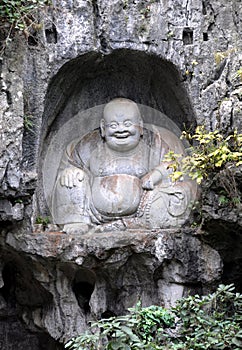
[141,169,162,190]
[141,173,155,190]
[60,167,84,188]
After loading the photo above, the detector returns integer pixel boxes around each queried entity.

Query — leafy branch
[65,284,242,350]
[165,126,242,206]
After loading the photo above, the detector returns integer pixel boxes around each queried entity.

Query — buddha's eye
[123,120,133,127]
[109,122,118,129]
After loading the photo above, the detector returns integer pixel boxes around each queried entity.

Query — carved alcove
[31,49,221,323]
[38,49,196,220]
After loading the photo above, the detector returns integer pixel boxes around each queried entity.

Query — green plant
[214,48,236,66]
[14,198,23,204]
[0,0,51,55]
[122,0,128,10]
[173,284,242,350]
[166,31,174,38]
[138,0,156,19]
[0,0,50,30]
[218,194,230,206]
[23,114,34,131]
[65,302,175,350]
[65,284,242,350]
[136,304,174,344]
[35,216,50,227]
[164,126,242,206]
[236,68,242,81]
[140,6,151,18]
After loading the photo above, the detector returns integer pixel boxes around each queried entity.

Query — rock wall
[0,0,241,348]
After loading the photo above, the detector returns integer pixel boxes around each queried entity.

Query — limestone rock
[4,229,221,343]
[0,0,241,348]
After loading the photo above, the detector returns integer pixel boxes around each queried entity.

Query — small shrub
[173,284,242,350]
[35,216,50,228]
[165,126,242,206]
[65,284,242,350]
[23,114,34,132]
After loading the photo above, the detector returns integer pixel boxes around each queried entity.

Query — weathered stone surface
[0,0,241,348]
[1,0,241,199]
[3,229,221,343]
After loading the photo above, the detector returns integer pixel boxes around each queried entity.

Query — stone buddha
[52,98,196,233]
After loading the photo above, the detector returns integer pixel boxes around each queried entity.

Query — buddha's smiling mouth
[114,132,131,139]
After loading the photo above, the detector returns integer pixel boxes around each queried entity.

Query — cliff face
[0,0,241,348]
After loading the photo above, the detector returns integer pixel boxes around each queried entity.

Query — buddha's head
[101,98,143,152]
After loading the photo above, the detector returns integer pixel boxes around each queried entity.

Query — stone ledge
[6,228,179,259]
[5,229,222,286]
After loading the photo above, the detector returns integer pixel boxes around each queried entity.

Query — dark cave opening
[101,310,117,319]
[72,281,95,313]
[183,28,193,45]
[0,261,63,350]
[203,220,242,293]
[72,268,96,313]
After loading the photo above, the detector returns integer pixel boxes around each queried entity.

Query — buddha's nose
[118,123,127,132]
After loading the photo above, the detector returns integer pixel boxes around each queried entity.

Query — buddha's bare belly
[91,174,142,217]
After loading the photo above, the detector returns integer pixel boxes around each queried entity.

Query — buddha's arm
[141,162,171,190]
[60,166,84,188]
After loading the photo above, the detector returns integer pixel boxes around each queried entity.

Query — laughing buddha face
[100,98,143,152]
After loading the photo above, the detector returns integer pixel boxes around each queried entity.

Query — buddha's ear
[139,118,144,136]
[100,119,105,137]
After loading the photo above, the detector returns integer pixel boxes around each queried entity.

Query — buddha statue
[51,98,196,233]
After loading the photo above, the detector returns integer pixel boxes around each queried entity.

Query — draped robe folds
[52,125,196,229]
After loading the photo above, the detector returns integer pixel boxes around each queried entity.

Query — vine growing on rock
[165,126,242,207]
[0,0,51,55]
[65,284,242,350]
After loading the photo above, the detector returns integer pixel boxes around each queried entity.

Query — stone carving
[52,98,196,233]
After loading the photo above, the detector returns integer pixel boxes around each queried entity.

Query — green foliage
[0,0,50,29]
[173,284,242,350]
[35,216,50,227]
[0,0,51,54]
[65,302,175,350]
[65,284,242,350]
[165,126,242,205]
[14,198,23,203]
[136,304,174,344]
[218,194,230,207]
[214,48,236,66]
[23,114,34,131]
[236,68,242,81]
